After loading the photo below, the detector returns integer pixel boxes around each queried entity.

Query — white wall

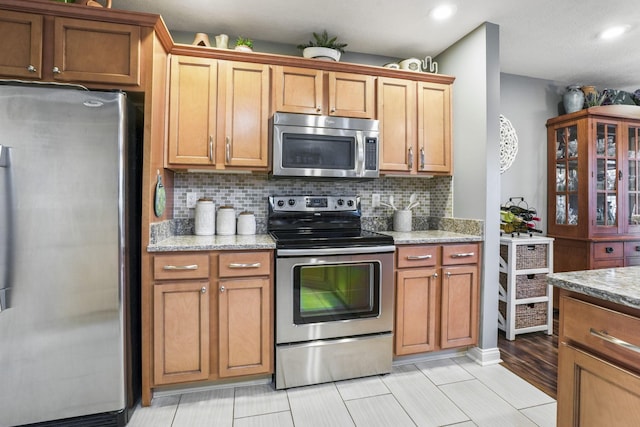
[499,73,566,233]
[437,23,501,357]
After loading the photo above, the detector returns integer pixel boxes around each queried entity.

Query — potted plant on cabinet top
[297,30,347,61]
[234,36,254,52]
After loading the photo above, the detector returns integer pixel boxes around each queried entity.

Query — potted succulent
[297,30,347,61]
[234,36,254,52]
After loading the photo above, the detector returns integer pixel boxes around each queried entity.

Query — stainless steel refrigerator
[0,82,141,427]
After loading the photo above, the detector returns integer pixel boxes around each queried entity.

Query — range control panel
[269,195,360,212]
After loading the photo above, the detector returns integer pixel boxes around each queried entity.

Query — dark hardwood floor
[497,311,559,399]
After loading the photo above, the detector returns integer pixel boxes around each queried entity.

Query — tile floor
[129,356,556,427]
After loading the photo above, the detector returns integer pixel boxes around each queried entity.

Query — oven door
[275,247,394,344]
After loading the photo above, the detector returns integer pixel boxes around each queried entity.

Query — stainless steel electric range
[268,195,396,389]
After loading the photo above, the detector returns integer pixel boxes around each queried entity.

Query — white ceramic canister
[194,198,215,235]
[393,209,412,232]
[237,211,256,235]
[216,206,236,235]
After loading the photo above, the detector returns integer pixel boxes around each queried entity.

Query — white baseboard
[466,346,502,366]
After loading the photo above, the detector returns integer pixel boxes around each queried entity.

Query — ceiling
[111,0,640,92]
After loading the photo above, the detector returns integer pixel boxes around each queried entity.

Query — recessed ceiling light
[599,25,630,40]
[429,4,457,21]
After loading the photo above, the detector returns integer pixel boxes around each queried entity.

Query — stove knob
[288,199,296,206]
[277,199,285,207]
[347,199,354,207]
[337,198,344,206]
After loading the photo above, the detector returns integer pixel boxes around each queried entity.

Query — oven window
[282,134,355,169]
[293,262,380,324]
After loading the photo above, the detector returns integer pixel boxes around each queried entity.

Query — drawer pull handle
[407,254,432,260]
[589,328,640,354]
[163,264,198,270]
[605,247,614,253]
[451,252,475,258]
[635,246,640,252]
[228,262,261,269]
[526,245,536,251]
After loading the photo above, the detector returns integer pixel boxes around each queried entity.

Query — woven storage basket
[499,272,548,299]
[499,301,548,329]
[500,244,548,270]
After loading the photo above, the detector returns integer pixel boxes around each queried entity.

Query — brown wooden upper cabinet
[166,55,270,171]
[0,11,141,87]
[378,77,452,175]
[273,65,375,119]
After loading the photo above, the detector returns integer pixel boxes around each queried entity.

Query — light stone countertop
[548,266,640,310]
[147,234,276,252]
[148,230,482,252]
[384,230,483,244]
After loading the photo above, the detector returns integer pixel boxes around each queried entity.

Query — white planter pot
[302,47,341,61]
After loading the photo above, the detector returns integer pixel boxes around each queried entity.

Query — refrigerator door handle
[0,145,14,312]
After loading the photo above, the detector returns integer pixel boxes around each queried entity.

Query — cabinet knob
[201,286,207,293]
[330,107,336,113]
[635,246,640,252]
[52,66,61,74]
[220,286,225,293]
[316,106,322,112]
[433,273,438,278]
[605,247,614,253]
[27,65,37,73]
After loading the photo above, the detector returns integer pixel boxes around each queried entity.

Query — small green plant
[235,36,253,49]
[297,30,347,53]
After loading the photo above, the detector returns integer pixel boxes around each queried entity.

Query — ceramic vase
[563,85,585,114]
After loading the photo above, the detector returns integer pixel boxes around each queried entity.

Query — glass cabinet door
[554,125,579,226]
[628,126,640,228]
[595,122,618,228]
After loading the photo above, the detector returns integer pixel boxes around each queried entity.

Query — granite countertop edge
[147,230,483,252]
[548,266,640,310]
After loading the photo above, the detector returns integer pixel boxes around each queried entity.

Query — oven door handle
[277,245,396,257]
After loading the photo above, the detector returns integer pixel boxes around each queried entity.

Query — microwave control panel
[365,137,378,171]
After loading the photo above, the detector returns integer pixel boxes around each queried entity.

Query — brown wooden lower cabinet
[557,291,640,426]
[153,280,210,384]
[394,243,480,356]
[152,251,273,387]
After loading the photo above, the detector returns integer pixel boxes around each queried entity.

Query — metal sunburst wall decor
[499,114,519,174]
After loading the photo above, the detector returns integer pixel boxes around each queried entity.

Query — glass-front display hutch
[547,105,640,272]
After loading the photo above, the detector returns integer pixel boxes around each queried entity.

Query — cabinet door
[557,343,640,427]
[218,276,272,377]
[592,119,623,235]
[273,66,323,114]
[377,77,416,173]
[440,264,478,349]
[167,55,218,166]
[328,72,375,119]
[218,61,270,168]
[394,267,438,355]
[52,17,140,85]
[417,82,452,174]
[625,124,640,233]
[153,281,210,385]
[0,10,42,79]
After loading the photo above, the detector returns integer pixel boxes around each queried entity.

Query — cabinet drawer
[219,251,271,277]
[561,296,640,371]
[624,242,640,258]
[592,242,623,260]
[396,245,438,268]
[442,243,479,265]
[154,253,210,280]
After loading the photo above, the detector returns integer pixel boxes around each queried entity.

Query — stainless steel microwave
[271,112,379,178]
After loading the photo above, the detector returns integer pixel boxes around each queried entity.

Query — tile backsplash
[146,173,484,243]
[172,172,453,222]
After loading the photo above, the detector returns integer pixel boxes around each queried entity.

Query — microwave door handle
[356,131,364,175]
[0,145,14,312]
